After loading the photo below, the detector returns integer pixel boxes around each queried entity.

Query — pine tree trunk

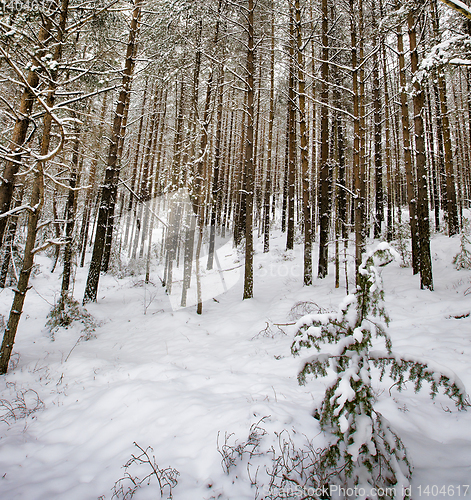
[286,10,296,252]
[372,0,383,239]
[0,185,25,288]
[60,123,81,303]
[408,10,433,290]
[0,19,52,246]
[207,69,224,270]
[318,0,330,278]
[430,0,459,235]
[397,14,419,274]
[123,82,148,252]
[0,0,69,373]
[243,0,255,300]
[83,0,142,304]
[295,0,312,285]
[264,11,275,254]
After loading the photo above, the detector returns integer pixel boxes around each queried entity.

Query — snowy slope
[0,227,470,499]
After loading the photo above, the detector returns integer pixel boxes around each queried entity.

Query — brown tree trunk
[60,121,81,305]
[0,0,69,373]
[243,0,255,300]
[0,19,52,246]
[372,0,383,239]
[408,10,433,290]
[83,0,142,304]
[318,0,330,278]
[397,12,419,274]
[286,8,296,252]
[430,0,459,235]
[295,0,312,285]
[264,7,276,254]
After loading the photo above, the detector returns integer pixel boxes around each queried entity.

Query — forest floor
[0,216,470,500]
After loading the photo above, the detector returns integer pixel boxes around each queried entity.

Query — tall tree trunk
[79,92,109,267]
[243,0,255,300]
[0,19,52,246]
[264,7,276,254]
[318,0,330,278]
[123,81,148,252]
[295,0,312,285]
[286,8,296,252]
[408,10,433,290]
[60,121,81,307]
[83,0,142,304]
[397,11,419,274]
[430,0,459,235]
[0,185,25,288]
[372,0,383,239]
[350,0,366,278]
[380,4,394,242]
[0,0,69,373]
[207,69,224,270]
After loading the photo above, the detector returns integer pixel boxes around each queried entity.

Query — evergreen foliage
[291,243,467,497]
[453,219,471,270]
[46,296,96,338]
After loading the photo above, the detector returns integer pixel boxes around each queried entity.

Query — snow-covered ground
[0,222,470,499]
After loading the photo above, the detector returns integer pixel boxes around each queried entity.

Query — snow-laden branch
[32,238,68,255]
[0,204,34,219]
[439,0,471,20]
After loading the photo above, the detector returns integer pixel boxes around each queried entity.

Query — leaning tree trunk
[0,0,68,374]
[0,165,44,374]
[0,19,52,247]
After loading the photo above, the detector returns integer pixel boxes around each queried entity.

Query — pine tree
[292,243,467,495]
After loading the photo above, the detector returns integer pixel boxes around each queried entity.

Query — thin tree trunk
[397,12,419,274]
[408,10,433,290]
[60,121,81,306]
[83,0,142,304]
[0,185,25,288]
[286,9,296,251]
[318,0,330,278]
[264,8,275,254]
[295,0,312,285]
[243,0,255,300]
[372,0,383,239]
[430,0,459,235]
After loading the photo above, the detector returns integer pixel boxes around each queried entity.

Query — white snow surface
[0,226,470,499]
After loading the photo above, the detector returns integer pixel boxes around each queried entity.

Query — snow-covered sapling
[453,218,471,270]
[291,243,467,498]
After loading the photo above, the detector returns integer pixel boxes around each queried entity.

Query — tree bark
[318,0,331,278]
[0,19,52,246]
[83,0,142,304]
[243,0,255,300]
[408,10,433,290]
[295,0,312,285]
